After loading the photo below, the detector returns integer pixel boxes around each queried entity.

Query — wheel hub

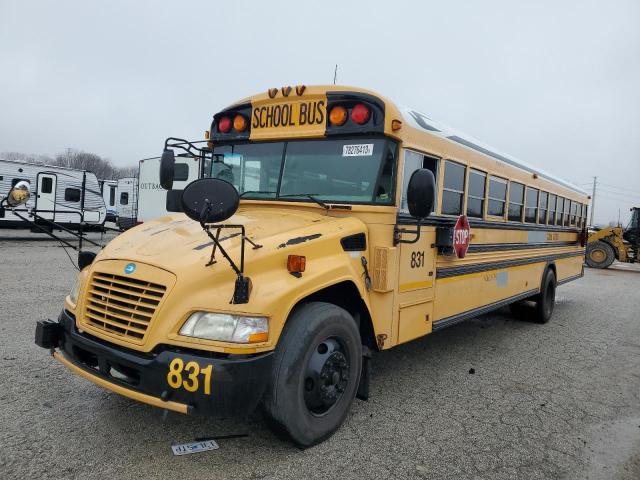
[590,249,606,263]
[304,338,350,416]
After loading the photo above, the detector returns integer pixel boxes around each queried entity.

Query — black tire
[262,302,362,447]
[586,241,615,269]
[534,268,556,324]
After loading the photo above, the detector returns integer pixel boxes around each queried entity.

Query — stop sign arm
[435,225,455,255]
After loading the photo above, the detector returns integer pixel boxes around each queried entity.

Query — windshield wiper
[239,190,276,198]
[279,193,329,210]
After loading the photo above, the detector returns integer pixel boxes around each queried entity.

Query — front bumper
[35,310,274,417]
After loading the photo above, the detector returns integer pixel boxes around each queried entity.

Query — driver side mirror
[407,169,435,219]
[4,180,31,207]
[159,149,176,190]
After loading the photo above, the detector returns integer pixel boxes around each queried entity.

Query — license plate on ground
[171,440,219,456]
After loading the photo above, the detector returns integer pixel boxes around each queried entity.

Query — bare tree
[3,148,137,179]
[2,151,54,165]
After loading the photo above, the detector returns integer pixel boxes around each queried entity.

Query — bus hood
[98,207,365,273]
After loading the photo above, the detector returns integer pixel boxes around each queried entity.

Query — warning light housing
[210,103,252,141]
[325,92,385,136]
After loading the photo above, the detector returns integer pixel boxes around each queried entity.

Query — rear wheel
[262,302,362,447]
[586,241,615,268]
[534,268,556,324]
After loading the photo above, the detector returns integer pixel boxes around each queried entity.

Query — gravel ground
[1,230,639,480]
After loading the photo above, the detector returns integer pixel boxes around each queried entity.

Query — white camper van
[0,159,106,229]
[98,179,118,223]
[116,177,138,230]
[137,155,200,223]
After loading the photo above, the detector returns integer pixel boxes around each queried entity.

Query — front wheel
[262,302,362,447]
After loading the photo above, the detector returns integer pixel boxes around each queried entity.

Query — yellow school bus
[34,85,588,447]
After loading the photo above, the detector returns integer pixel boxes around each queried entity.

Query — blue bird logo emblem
[124,263,136,274]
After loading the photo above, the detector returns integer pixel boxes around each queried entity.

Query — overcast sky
[1,0,638,224]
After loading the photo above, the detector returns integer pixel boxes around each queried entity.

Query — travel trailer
[98,179,118,223]
[116,176,138,230]
[137,155,200,223]
[0,159,106,229]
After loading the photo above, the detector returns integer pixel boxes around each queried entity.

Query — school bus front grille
[84,272,167,341]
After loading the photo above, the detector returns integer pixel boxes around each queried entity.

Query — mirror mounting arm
[200,203,262,304]
[393,218,423,246]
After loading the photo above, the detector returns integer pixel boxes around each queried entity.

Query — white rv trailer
[98,179,118,223]
[0,159,106,229]
[137,155,200,223]
[116,176,138,230]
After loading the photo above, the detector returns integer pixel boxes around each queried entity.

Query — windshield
[203,137,397,205]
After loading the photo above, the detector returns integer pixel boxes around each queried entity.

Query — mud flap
[356,345,372,401]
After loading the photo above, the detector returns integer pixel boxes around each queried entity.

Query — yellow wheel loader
[586,207,639,268]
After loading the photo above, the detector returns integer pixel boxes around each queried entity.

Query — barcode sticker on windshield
[343,144,374,157]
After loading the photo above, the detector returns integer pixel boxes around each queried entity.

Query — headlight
[69,276,81,305]
[179,312,268,343]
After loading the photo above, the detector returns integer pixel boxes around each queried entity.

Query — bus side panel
[555,255,584,282]
[432,262,545,321]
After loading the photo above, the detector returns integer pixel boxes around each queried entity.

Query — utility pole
[589,176,597,226]
[333,64,338,85]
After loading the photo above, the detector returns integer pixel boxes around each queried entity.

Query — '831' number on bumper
[167,358,213,395]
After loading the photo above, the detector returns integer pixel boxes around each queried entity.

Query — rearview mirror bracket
[201,220,262,304]
[393,219,423,246]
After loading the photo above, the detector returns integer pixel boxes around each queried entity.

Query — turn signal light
[233,114,247,132]
[218,116,232,133]
[248,331,269,343]
[329,106,348,126]
[287,255,306,273]
[350,103,370,124]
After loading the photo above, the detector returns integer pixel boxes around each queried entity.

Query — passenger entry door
[36,173,56,220]
[397,231,436,344]
[395,150,439,345]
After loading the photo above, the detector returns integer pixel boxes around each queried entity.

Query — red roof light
[218,116,232,133]
[350,104,370,125]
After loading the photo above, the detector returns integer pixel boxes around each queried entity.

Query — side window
[508,182,524,222]
[400,150,424,212]
[400,150,438,212]
[538,191,548,224]
[467,169,486,218]
[525,187,539,223]
[442,160,465,215]
[548,194,556,224]
[577,204,583,228]
[488,176,507,217]
[570,201,577,225]
[120,192,129,205]
[65,188,81,202]
[563,198,570,226]
[555,197,564,226]
[41,177,53,194]
[109,186,116,206]
[174,163,189,182]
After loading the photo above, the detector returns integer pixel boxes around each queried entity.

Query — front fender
[250,244,372,348]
